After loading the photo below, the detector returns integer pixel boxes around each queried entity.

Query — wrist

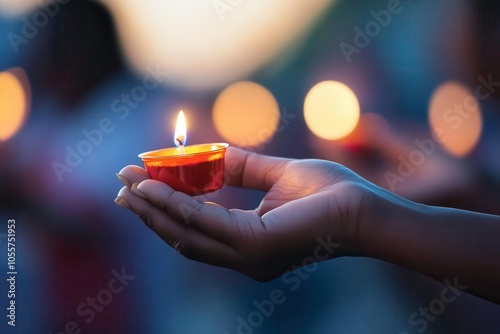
[357,187,427,259]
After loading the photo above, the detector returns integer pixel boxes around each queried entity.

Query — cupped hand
[115,147,378,281]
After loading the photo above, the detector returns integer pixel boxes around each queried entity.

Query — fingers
[116,185,156,222]
[117,165,150,188]
[115,186,243,269]
[134,179,252,246]
[225,147,290,191]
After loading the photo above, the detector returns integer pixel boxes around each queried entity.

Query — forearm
[363,190,500,303]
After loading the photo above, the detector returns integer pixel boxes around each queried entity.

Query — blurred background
[1,0,500,333]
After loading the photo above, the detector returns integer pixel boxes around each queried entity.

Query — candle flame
[174,110,187,147]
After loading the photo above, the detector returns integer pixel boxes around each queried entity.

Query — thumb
[224,147,290,191]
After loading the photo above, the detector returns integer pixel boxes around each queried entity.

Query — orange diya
[139,111,229,196]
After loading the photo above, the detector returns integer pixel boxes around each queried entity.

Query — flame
[174,110,187,147]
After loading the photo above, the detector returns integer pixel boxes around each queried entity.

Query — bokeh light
[213,81,279,147]
[0,67,30,141]
[428,81,482,157]
[101,0,336,90]
[304,80,360,140]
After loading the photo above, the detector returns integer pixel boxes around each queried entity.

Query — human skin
[115,147,500,304]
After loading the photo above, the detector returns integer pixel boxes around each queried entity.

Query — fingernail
[131,182,147,198]
[116,173,131,187]
[114,196,131,209]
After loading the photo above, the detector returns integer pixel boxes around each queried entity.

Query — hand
[115,148,500,303]
[115,148,379,281]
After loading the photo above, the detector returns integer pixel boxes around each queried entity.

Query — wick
[176,138,186,155]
